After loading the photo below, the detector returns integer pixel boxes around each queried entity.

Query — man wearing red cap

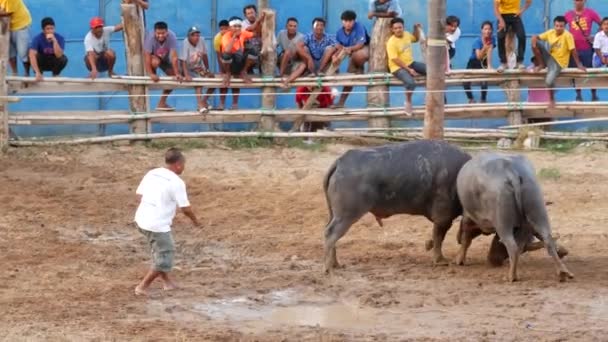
[84,17,123,79]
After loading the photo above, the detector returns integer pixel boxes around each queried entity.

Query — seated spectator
[180,26,215,114]
[213,19,230,110]
[221,15,265,109]
[386,18,425,115]
[84,17,123,79]
[29,17,68,81]
[333,10,370,108]
[593,17,608,67]
[242,4,263,74]
[463,21,495,104]
[495,0,531,72]
[144,21,181,111]
[367,0,403,19]
[445,15,461,72]
[295,86,336,140]
[0,0,32,76]
[278,17,306,88]
[531,16,586,109]
[297,18,338,75]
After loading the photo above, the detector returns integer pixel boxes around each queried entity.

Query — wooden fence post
[424,0,446,140]
[259,7,277,131]
[504,31,523,125]
[367,18,392,129]
[0,17,9,151]
[121,4,150,135]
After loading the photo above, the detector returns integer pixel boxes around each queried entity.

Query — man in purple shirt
[565,0,601,101]
[297,17,338,75]
[144,21,181,111]
[28,17,68,81]
[333,10,370,108]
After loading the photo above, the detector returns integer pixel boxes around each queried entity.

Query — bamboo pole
[367,18,392,128]
[121,3,149,135]
[500,117,608,129]
[259,8,277,131]
[424,0,446,139]
[0,17,9,152]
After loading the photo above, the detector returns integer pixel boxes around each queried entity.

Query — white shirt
[593,31,608,54]
[134,167,190,233]
[84,26,115,53]
[446,27,461,49]
[179,37,208,70]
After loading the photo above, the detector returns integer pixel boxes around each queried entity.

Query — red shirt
[295,86,333,108]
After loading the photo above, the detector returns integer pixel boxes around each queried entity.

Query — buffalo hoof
[557,245,569,259]
[424,239,434,251]
[433,256,450,266]
[558,270,574,282]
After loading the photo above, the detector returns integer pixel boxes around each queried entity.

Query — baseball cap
[187,26,201,35]
[90,17,104,29]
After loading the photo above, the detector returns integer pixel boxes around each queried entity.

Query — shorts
[9,26,30,62]
[346,46,369,73]
[138,227,175,272]
[153,55,174,75]
[277,52,305,74]
[84,52,110,72]
[222,51,258,75]
[592,53,608,68]
[569,48,593,68]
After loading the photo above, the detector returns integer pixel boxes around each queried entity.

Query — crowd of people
[2,0,608,112]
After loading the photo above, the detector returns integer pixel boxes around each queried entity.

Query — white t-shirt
[134,167,190,233]
[179,37,208,70]
[446,27,461,49]
[593,31,608,54]
[84,26,115,53]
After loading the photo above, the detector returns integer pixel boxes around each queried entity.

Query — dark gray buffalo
[455,152,573,282]
[322,140,471,274]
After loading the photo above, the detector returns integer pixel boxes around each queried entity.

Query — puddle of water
[267,303,380,330]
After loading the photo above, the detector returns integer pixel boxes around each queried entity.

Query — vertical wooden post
[121,4,150,135]
[367,18,392,128]
[0,17,9,151]
[259,7,277,131]
[424,0,446,140]
[504,31,522,125]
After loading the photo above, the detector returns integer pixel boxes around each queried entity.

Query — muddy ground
[1,141,608,341]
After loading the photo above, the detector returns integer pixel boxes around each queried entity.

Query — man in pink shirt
[565,0,601,101]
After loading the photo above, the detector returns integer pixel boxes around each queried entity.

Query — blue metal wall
[10,0,608,136]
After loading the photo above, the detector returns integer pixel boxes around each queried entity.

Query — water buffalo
[322,140,472,274]
[455,152,573,282]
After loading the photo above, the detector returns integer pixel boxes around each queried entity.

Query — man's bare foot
[240,72,252,84]
[108,71,115,78]
[222,74,231,87]
[162,281,178,291]
[134,285,148,296]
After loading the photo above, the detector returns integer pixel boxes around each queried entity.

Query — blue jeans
[393,62,427,90]
[537,44,561,87]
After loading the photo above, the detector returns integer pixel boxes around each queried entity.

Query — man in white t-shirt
[180,26,216,114]
[84,17,123,79]
[134,148,201,296]
[593,17,608,68]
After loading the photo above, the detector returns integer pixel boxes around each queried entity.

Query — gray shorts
[9,26,30,62]
[138,227,175,273]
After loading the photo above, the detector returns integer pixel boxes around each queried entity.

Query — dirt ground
[1,140,608,341]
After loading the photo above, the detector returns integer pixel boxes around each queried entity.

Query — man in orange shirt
[220,15,264,86]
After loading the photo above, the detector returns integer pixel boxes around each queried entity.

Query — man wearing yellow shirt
[532,16,586,108]
[213,19,229,110]
[386,17,425,115]
[0,0,32,76]
[494,0,532,72]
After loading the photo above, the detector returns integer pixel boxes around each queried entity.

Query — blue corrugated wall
[10,0,608,136]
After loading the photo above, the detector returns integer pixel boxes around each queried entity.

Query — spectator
[278,17,306,89]
[464,21,496,104]
[295,86,336,142]
[84,17,123,79]
[298,18,338,75]
[592,17,608,68]
[495,0,532,72]
[242,4,263,74]
[180,26,215,114]
[29,17,68,81]
[565,0,601,101]
[221,15,264,109]
[532,16,586,109]
[367,0,403,20]
[445,15,461,70]
[0,0,31,76]
[213,19,229,110]
[386,17,425,115]
[333,10,370,108]
[144,21,181,111]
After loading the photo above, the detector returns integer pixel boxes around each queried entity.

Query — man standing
[0,0,31,76]
[29,17,68,81]
[333,10,370,108]
[495,0,532,72]
[242,4,263,74]
[565,0,601,101]
[277,17,306,88]
[386,18,425,115]
[84,17,123,79]
[297,18,338,75]
[367,0,403,20]
[134,148,201,296]
[532,16,586,109]
[144,21,181,111]
[180,26,215,114]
